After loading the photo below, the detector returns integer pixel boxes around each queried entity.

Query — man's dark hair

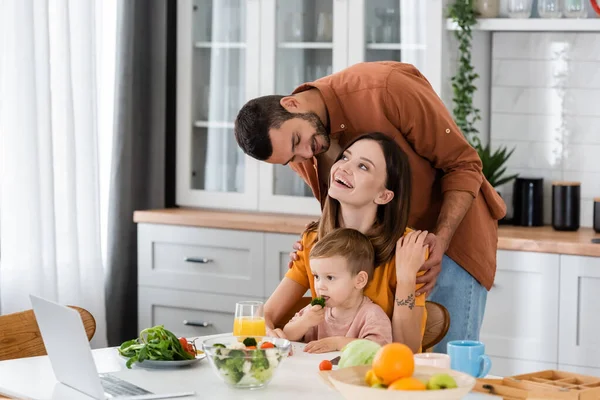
[234,95,296,161]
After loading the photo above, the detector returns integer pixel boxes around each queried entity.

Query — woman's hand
[396,230,429,277]
[266,327,288,339]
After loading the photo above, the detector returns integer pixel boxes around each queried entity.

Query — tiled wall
[491,32,600,227]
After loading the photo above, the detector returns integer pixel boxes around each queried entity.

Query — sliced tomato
[178,337,194,354]
[260,342,275,349]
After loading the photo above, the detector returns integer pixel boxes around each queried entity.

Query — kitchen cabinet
[264,233,300,296]
[558,255,600,370]
[480,251,600,377]
[480,250,560,364]
[176,0,444,214]
[137,224,306,333]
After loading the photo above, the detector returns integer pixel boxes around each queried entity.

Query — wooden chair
[0,306,96,361]
[421,301,450,352]
[274,297,449,352]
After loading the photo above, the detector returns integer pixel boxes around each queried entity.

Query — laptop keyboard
[99,373,153,397]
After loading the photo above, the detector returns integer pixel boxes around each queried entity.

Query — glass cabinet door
[347,0,442,95]
[365,0,426,68]
[177,0,260,209]
[258,0,346,215]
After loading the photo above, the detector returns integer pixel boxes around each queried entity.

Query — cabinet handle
[183,320,213,327]
[184,257,213,264]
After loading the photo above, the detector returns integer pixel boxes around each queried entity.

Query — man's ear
[354,271,369,290]
[280,96,301,111]
[374,189,394,205]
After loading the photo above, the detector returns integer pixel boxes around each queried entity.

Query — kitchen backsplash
[491,32,600,227]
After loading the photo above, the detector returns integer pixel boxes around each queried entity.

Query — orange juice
[233,316,266,337]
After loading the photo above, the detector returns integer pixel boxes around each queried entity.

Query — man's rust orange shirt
[290,61,506,290]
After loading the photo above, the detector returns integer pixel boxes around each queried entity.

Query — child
[283,228,393,353]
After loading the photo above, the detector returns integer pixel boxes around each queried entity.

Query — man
[234,61,506,352]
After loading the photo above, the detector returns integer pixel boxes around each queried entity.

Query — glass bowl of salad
[202,336,291,389]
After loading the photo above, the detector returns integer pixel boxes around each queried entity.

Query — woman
[264,133,428,353]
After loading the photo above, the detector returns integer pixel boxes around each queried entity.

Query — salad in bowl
[202,336,291,389]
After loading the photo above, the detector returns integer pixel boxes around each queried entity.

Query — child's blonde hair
[309,228,375,279]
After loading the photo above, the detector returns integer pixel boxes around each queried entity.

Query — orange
[371,343,415,385]
[387,377,427,391]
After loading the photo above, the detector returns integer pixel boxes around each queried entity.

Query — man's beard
[299,111,330,153]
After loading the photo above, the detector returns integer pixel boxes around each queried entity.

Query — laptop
[30,295,195,400]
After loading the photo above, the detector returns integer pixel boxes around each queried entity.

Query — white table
[0,334,498,400]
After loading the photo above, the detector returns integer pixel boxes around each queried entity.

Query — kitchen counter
[134,208,600,258]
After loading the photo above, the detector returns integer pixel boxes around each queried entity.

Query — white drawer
[138,286,263,338]
[138,224,264,296]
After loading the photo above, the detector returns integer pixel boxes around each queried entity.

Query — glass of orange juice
[233,301,266,338]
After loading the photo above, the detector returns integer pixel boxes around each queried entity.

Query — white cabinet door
[559,255,600,369]
[489,356,557,378]
[264,232,313,299]
[480,250,560,363]
[264,233,300,296]
[138,224,265,297]
[176,0,260,210]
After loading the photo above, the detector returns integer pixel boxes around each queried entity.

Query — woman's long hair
[308,132,411,266]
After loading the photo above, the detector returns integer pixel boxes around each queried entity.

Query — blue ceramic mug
[447,340,492,378]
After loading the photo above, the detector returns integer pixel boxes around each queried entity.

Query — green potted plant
[448,0,517,191]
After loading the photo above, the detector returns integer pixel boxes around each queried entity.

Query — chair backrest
[421,301,450,352]
[0,306,96,361]
[274,296,449,352]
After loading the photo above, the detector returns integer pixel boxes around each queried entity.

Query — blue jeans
[428,255,488,353]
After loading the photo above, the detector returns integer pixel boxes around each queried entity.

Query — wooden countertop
[133,208,600,258]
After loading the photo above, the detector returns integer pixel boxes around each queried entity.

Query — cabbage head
[337,339,381,368]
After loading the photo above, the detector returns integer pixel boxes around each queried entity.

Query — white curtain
[204,0,246,193]
[400,0,426,70]
[0,0,108,348]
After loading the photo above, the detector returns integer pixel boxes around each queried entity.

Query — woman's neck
[338,204,377,234]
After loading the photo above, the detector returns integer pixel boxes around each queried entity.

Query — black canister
[513,177,544,226]
[594,197,600,234]
[552,181,581,231]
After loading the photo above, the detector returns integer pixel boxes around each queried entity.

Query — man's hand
[287,240,303,269]
[304,337,344,354]
[287,222,314,269]
[416,232,448,296]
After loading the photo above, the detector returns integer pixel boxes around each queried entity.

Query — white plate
[119,352,206,369]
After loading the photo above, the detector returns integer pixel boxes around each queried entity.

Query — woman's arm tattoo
[395,294,415,309]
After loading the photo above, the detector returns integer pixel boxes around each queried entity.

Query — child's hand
[396,230,429,277]
[302,304,325,328]
[304,337,341,353]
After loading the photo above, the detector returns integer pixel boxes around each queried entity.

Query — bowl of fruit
[324,342,476,399]
[202,336,291,389]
